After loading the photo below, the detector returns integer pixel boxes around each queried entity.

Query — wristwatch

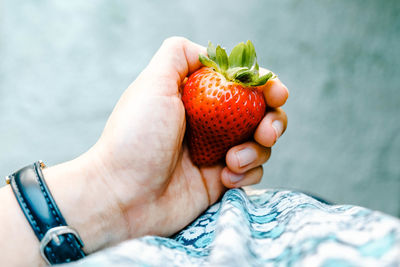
[5,161,86,265]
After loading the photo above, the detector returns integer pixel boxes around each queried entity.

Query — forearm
[0,184,43,266]
[0,152,127,266]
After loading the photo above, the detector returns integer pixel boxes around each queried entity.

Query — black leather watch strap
[6,161,86,265]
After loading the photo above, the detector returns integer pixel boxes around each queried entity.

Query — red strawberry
[182,41,273,166]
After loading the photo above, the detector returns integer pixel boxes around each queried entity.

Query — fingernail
[272,120,284,140]
[228,170,245,183]
[236,147,257,168]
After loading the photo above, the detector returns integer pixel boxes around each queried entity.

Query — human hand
[0,37,288,266]
[46,37,288,252]
[90,37,288,236]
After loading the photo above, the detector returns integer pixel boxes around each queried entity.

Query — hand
[0,37,288,266]
[85,37,288,240]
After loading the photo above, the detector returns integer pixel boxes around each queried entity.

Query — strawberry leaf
[207,41,217,61]
[199,54,219,70]
[229,42,246,68]
[250,72,274,86]
[243,40,257,69]
[226,67,248,80]
[235,69,254,83]
[216,45,228,73]
[199,40,274,87]
[252,61,260,74]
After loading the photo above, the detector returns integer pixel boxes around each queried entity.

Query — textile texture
[66,189,400,266]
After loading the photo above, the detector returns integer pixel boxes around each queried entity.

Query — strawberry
[182,41,273,166]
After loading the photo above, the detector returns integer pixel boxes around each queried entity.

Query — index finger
[259,68,289,108]
[140,37,206,94]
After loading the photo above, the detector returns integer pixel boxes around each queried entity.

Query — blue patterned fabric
[66,189,400,266]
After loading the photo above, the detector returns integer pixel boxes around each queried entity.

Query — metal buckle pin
[40,226,85,265]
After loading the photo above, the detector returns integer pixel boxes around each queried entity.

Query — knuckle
[279,109,288,128]
[254,166,263,183]
[261,147,272,163]
[274,107,288,124]
[162,36,188,47]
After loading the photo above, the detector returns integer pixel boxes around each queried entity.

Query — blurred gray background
[1,0,399,216]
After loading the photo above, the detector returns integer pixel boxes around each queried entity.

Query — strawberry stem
[199,41,274,87]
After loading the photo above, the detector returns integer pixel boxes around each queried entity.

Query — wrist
[0,184,45,266]
[90,142,174,239]
[43,151,128,253]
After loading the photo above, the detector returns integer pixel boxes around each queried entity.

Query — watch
[5,161,86,265]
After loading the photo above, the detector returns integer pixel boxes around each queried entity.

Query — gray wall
[1,0,399,216]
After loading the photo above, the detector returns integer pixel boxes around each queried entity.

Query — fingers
[254,107,288,147]
[199,141,269,201]
[221,166,263,188]
[225,141,271,174]
[259,68,289,108]
[139,37,206,95]
[221,142,270,188]
[264,78,289,108]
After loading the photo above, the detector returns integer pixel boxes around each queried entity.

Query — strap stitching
[10,174,43,236]
[10,163,85,263]
[33,164,63,226]
[33,163,78,262]
[32,164,60,261]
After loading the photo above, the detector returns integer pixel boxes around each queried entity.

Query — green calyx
[199,40,274,87]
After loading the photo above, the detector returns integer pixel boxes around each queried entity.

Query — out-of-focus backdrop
[1,0,399,216]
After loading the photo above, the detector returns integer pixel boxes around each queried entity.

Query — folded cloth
[65,189,400,267]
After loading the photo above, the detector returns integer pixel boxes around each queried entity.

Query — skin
[0,37,288,266]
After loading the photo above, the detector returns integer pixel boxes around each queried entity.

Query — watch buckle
[40,226,85,265]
